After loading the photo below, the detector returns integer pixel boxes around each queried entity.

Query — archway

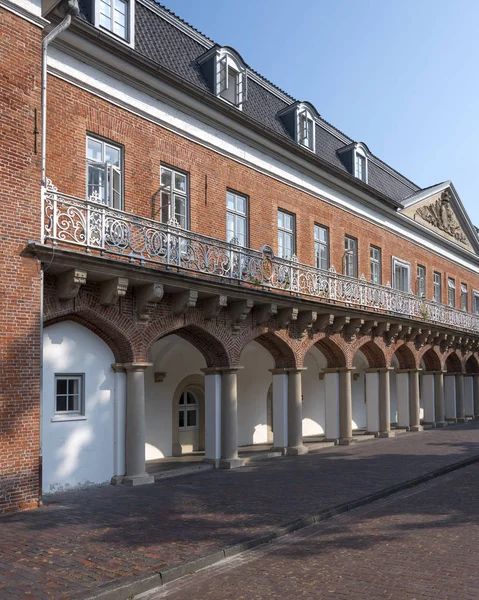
[171,375,205,456]
[351,341,387,433]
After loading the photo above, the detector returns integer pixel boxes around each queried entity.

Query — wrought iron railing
[43,183,479,335]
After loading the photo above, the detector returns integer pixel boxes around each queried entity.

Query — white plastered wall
[352,350,368,429]
[302,347,327,436]
[42,321,115,492]
[390,356,399,423]
[237,341,274,446]
[145,335,206,459]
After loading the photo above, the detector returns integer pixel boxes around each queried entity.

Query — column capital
[201,366,244,375]
[445,371,462,376]
[364,367,393,374]
[111,363,127,373]
[324,367,355,374]
[269,368,289,375]
[423,370,442,375]
[124,362,153,372]
[396,368,422,374]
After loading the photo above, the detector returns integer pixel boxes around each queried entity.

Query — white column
[434,371,447,427]
[464,374,474,418]
[396,371,410,428]
[270,369,288,451]
[112,364,127,480]
[365,369,380,434]
[287,368,308,455]
[202,369,222,462]
[339,368,354,445]
[456,374,466,423]
[422,372,435,424]
[324,369,340,441]
[379,368,393,438]
[444,374,457,421]
[219,367,244,469]
[409,369,423,432]
[124,362,154,486]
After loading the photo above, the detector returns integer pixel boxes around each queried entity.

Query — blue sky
[163,0,479,225]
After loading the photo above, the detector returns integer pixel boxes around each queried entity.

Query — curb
[73,452,479,600]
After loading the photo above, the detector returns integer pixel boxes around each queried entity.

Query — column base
[409,425,424,432]
[270,446,288,455]
[456,417,468,424]
[286,445,308,456]
[324,438,339,444]
[446,418,458,423]
[474,415,479,421]
[122,474,155,486]
[338,437,354,445]
[435,421,448,428]
[219,458,245,469]
[203,458,220,466]
[377,431,395,438]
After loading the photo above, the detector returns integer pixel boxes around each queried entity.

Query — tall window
[344,235,358,278]
[392,258,411,293]
[87,136,122,208]
[314,225,329,270]
[461,284,468,311]
[159,165,189,229]
[226,190,248,246]
[178,391,198,430]
[433,272,442,303]
[448,278,456,307]
[99,0,128,39]
[355,153,366,182]
[277,210,295,259]
[417,265,426,297]
[55,374,84,416]
[298,110,314,150]
[370,245,381,284]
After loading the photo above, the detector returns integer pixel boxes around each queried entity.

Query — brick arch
[237,330,298,369]
[465,354,479,373]
[313,337,347,369]
[393,343,417,370]
[145,319,232,368]
[43,311,135,363]
[445,351,462,373]
[353,340,386,368]
[420,347,442,372]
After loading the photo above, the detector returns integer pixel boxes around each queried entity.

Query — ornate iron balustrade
[43,184,479,335]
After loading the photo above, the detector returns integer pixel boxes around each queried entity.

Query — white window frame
[370,245,381,284]
[86,136,123,209]
[314,224,329,271]
[344,235,358,278]
[461,283,468,311]
[296,107,315,151]
[392,257,411,293]
[178,391,199,431]
[433,271,442,303]
[94,0,135,46]
[277,210,295,260]
[216,52,246,109]
[448,277,456,307]
[159,165,189,229]
[473,290,479,315]
[417,265,426,298]
[226,190,248,246]
[53,374,85,421]
[354,146,368,183]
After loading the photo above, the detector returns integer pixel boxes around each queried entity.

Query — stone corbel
[398,326,412,341]
[314,313,335,332]
[277,307,298,329]
[344,318,364,339]
[135,283,164,324]
[330,315,350,334]
[254,303,278,326]
[57,269,87,300]
[230,299,254,332]
[172,290,198,316]
[408,327,422,344]
[385,324,402,345]
[297,310,317,333]
[154,371,167,383]
[359,320,378,336]
[100,277,129,306]
[374,321,390,337]
[203,294,228,320]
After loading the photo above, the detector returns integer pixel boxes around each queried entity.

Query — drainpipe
[39,0,79,504]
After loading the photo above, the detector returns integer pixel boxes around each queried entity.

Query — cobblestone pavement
[1,423,479,599]
[144,462,479,600]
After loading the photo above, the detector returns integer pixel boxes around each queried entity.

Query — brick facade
[0,8,42,514]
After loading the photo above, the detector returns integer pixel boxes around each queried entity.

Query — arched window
[178,391,198,430]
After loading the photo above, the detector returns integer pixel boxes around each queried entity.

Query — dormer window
[95,0,134,45]
[216,53,245,108]
[337,142,369,183]
[355,152,366,181]
[297,109,314,150]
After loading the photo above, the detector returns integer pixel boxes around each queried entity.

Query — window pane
[236,196,246,214]
[179,394,185,405]
[68,394,79,412]
[87,139,103,162]
[68,379,78,395]
[178,410,184,428]
[56,395,67,412]
[186,392,196,405]
[87,164,107,202]
[105,145,120,167]
[236,215,246,235]
[278,211,284,228]
[186,409,197,427]
[57,379,67,395]
[174,172,187,193]
[161,168,172,189]
[227,192,235,210]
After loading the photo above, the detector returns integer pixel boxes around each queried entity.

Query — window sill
[51,415,87,423]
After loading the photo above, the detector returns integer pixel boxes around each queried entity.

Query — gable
[402,189,475,252]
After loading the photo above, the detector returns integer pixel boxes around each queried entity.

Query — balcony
[42,184,479,336]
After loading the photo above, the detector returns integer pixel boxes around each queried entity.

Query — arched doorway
[172,376,205,456]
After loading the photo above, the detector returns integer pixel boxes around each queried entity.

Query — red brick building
[2,0,479,513]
